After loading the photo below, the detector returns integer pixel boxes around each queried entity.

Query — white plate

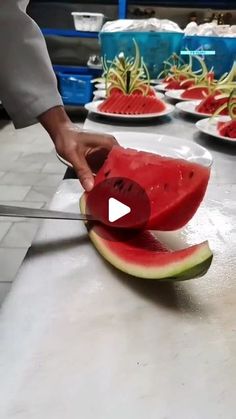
[196,116,236,143]
[93,90,165,101]
[154,83,168,92]
[57,132,212,168]
[112,132,212,167]
[93,89,106,99]
[95,82,107,90]
[150,78,164,85]
[176,100,212,117]
[85,100,174,120]
[165,89,199,102]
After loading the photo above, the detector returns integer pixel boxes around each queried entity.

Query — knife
[0,205,95,221]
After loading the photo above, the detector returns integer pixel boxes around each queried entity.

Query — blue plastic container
[57,72,93,105]
[100,31,184,79]
[181,35,236,79]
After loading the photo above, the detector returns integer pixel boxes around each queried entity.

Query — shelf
[41,28,99,38]
[119,0,235,9]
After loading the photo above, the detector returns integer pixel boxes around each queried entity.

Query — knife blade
[0,205,95,221]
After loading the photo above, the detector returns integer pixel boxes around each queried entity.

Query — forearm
[38,106,73,142]
[0,0,62,128]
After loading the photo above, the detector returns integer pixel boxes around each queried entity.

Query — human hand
[54,124,118,191]
[39,106,118,191]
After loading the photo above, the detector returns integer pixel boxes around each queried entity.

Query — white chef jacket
[0,0,63,128]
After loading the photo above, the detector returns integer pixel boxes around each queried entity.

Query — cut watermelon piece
[98,93,166,115]
[85,146,210,231]
[80,195,213,280]
[166,80,183,90]
[217,120,236,138]
[166,79,195,90]
[196,94,229,115]
[179,79,196,89]
[181,86,211,100]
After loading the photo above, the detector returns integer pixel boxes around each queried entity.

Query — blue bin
[57,73,93,105]
[181,35,236,79]
[100,31,184,79]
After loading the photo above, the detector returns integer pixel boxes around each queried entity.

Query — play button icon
[85,176,150,235]
[108,198,131,223]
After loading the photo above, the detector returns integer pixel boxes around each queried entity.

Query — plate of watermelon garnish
[176,90,235,117]
[158,53,216,93]
[88,41,173,120]
[165,56,236,103]
[180,62,236,101]
[196,89,236,142]
[79,135,213,281]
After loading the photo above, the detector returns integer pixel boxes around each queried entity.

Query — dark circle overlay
[85,177,151,242]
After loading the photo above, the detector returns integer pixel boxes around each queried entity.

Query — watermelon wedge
[98,92,166,115]
[196,94,229,115]
[181,86,211,100]
[166,79,195,90]
[85,146,210,231]
[80,195,213,280]
[217,120,236,138]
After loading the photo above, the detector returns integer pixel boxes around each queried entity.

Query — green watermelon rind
[80,195,213,281]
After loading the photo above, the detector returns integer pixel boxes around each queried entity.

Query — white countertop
[0,108,235,419]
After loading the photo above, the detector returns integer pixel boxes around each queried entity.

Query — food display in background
[181,61,236,100]
[215,90,236,138]
[159,53,215,91]
[195,67,236,116]
[93,41,167,115]
[158,54,236,103]
[80,146,213,281]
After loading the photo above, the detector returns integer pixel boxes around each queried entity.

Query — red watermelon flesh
[196,94,229,115]
[217,120,236,138]
[166,79,195,90]
[86,146,210,231]
[180,79,196,89]
[98,93,166,115]
[166,80,183,90]
[181,87,211,100]
[80,195,213,280]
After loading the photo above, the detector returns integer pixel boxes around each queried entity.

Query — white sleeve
[0,0,63,128]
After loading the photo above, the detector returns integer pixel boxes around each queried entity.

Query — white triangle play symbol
[108,197,131,223]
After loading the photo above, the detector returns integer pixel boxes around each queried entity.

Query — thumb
[73,154,94,191]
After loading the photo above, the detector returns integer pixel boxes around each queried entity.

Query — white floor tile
[0,185,31,201]
[0,282,12,306]
[0,247,28,282]
[42,161,65,174]
[24,185,57,202]
[1,221,39,248]
[0,222,12,241]
[0,172,42,186]
[0,116,85,305]
[0,159,45,172]
[35,173,62,187]
[0,172,63,187]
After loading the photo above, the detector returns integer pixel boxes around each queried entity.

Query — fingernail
[83,178,94,192]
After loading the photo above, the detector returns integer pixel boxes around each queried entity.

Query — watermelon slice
[217,120,236,138]
[80,195,213,280]
[166,79,195,90]
[181,86,211,100]
[98,92,166,115]
[85,146,210,231]
[196,94,229,115]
